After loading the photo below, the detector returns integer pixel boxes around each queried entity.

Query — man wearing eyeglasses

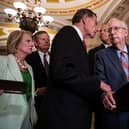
[95,18,129,129]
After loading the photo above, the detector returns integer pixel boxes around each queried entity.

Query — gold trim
[46,0,110,16]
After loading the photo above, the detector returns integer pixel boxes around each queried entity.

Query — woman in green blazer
[0,30,37,129]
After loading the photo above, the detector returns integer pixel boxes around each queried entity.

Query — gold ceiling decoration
[45,0,110,16]
[0,0,110,16]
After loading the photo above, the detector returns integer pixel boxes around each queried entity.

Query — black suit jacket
[36,26,100,129]
[26,51,48,89]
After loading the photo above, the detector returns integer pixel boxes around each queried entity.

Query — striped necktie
[120,51,129,80]
[44,54,49,75]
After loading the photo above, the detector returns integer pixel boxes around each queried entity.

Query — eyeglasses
[108,26,126,33]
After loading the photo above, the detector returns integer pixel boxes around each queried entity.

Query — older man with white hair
[95,18,129,129]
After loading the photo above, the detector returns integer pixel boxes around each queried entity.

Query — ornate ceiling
[0,0,118,31]
[0,0,129,49]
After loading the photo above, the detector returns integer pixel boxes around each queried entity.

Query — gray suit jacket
[96,46,129,91]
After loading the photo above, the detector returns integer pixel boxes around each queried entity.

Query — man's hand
[100,81,112,92]
[100,81,116,111]
[35,87,47,96]
[102,91,116,111]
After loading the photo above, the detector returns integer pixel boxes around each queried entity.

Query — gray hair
[108,18,128,30]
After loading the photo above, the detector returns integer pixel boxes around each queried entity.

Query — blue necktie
[120,51,129,80]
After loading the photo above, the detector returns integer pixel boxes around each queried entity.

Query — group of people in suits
[0,7,129,129]
[35,8,113,129]
[88,16,129,129]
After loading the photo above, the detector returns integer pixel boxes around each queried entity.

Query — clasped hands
[100,81,116,111]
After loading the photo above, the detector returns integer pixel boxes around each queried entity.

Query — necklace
[16,57,27,70]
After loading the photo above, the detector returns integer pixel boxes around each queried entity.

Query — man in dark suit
[88,23,111,75]
[26,31,50,115]
[36,8,112,129]
[95,18,129,129]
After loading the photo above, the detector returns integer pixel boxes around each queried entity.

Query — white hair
[108,18,128,30]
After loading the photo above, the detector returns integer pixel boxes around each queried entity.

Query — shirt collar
[72,25,83,41]
[116,45,128,57]
[117,45,128,53]
[38,50,48,56]
[123,46,128,53]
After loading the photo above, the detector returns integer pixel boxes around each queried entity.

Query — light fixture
[4,1,54,33]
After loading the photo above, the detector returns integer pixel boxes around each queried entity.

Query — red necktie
[82,40,87,49]
[120,51,129,80]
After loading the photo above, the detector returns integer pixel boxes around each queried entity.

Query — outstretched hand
[102,91,116,111]
[100,81,116,111]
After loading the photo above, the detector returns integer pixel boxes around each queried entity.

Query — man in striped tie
[95,18,129,129]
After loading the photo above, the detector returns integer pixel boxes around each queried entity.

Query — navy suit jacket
[95,45,129,129]
[96,46,129,91]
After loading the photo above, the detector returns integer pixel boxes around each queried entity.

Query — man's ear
[34,41,38,48]
[125,29,128,37]
[82,15,88,25]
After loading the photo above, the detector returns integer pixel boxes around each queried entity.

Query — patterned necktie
[44,54,49,75]
[120,51,129,80]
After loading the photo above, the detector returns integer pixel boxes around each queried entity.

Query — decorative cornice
[46,0,110,16]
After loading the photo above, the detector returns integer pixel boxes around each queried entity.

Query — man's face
[99,24,111,45]
[36,33,50,52]
[84,15,98,38]
[108,20,128,46]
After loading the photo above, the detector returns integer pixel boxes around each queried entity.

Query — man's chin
[90,34,96,38]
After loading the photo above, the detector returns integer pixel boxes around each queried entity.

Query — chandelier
[4,1,54,33]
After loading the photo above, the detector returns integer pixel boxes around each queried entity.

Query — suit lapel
[107,47,125,75]
[35,51,44,67]
[34,51,47,74]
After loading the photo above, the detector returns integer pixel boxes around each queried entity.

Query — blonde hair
[7,30,32,54]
